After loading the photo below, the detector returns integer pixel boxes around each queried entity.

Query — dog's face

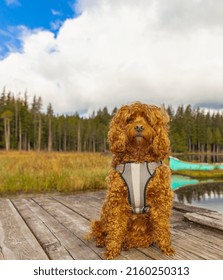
[125,111,155,147]
[108,102,170,160]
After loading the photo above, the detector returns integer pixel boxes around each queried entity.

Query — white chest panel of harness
[115,162,162,214]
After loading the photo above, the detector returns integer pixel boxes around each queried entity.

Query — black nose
[134,125,144,132]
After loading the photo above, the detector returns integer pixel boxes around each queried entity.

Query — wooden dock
[0,191,222,260]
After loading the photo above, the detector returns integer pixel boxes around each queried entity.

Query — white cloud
[51,9,61,16]
[5,0,21,7]
[1,0,223,114]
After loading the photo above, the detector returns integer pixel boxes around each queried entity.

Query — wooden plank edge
[184,212,223,232]
[173,202,220,214]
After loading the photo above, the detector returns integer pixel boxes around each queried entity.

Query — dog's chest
[115,162,161,214]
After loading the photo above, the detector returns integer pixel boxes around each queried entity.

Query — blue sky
[1,0,223,114]
[0,0,77,57]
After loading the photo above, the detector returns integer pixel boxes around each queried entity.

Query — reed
[0,152,111,196]
[1,151,221,196]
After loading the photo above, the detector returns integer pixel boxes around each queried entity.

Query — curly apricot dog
[88,102,174,259]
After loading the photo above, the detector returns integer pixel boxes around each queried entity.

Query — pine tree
[214,128,222,153]
[47,103,54,152]
[1,110,13,151]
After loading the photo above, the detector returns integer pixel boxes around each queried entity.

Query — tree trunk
[23,132,27,150]
[48,116,52,152]
[92,137,96,153]
[37,117,42,151]
[103,136,106,152]
[19,118,22,151]
[83,140,87,152]
[188,137,191,152]
[15,101,18,146]
[3,118,10,151]
[77,123,81,152]
[33,113,37,150]
[63,129,67,152]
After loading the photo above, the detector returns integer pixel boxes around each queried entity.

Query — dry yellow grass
[0,152,112,196]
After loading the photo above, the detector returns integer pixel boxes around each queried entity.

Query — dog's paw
[103,248,121,260]
[103,251,114,260]
[96,240,105,248]
[162,246,175,256]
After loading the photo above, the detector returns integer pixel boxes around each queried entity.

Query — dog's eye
[126,117,134,124]
[146,118,152,125]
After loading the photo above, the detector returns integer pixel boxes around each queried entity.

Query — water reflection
[175,154,223,163]
[171,175,214,190]
[171,175,200,190]
[174,181,223,213]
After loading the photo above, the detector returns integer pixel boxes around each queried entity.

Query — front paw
[96,238,105,248]
[162,246,175,256]
[103,247,121,260]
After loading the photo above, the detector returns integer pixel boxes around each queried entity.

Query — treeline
[0,90,112,152]
[1,90,223,153]
[167,105,223,153]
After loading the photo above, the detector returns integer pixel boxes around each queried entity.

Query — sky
[1,0,223,115]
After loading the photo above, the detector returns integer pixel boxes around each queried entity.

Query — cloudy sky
[1,0,223,115]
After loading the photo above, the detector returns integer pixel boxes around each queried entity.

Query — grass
[1,151,222,196]
[0,152,112,196]
[172,169,223,179]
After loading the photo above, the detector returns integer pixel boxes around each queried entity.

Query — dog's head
[108,102,170,160]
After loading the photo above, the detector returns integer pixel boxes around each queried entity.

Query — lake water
[175,154,223,163]
[172,175,223,213]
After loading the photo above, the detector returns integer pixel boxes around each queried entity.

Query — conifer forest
[1,90,223,153]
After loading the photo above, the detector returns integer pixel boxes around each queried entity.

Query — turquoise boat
[169,156,223,171]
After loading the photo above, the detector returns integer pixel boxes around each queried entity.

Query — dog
[88,102,174,259]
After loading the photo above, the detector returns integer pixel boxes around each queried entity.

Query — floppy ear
[107,106,129,153]
[150,107,170,159]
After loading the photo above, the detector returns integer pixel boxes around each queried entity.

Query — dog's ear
[150,107,170,159]
[107,106,129,153]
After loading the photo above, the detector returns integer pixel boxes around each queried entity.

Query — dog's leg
[88,219,106,247]
[104,203,130,259]
[149,209,175,255]
[123,214,153,249]
[147,165,175,256]
[103,171,131,259]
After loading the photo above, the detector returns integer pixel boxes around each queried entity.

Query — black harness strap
[115,162,162,214]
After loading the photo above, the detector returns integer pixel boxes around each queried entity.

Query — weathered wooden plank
[14,197,101,259]
[0,198,48,260]
[87,191,106,201]
[138,234,204,260]
[53,194,101,221]
[31,196,103,259]
[0,192,222,260]
[33,196,127,259]
[54,193,223,260]
[173,202,217,214]
[140,209,223,260]
[12,198,73,260]
[184,212,223,231]
[171,229,223,259]
[35,196,151,260]
[54,194,189,259]
[52,195,195,260]
[139,246,195,260]
[57,191,106,207]
[34,196,91,236]
[177,227,223,249]
[121,248,153,260]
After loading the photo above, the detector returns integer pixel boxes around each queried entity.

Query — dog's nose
[134,125,144,132]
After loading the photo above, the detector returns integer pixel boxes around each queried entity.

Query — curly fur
[88,102,174,259]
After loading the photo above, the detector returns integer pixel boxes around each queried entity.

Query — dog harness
[115,162,162,214]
